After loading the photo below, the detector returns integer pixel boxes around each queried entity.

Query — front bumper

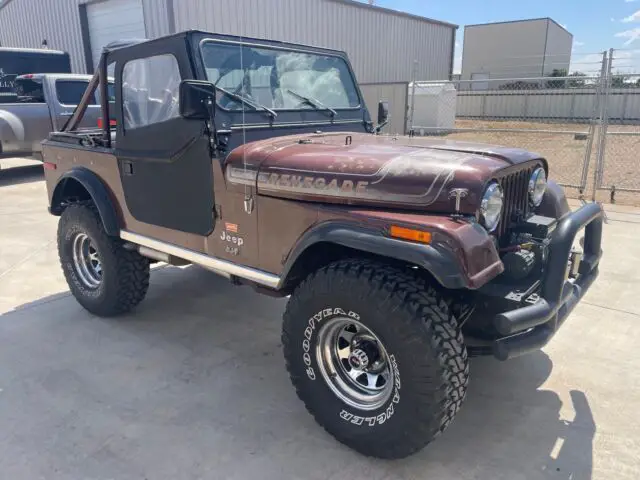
[492,202,604,360]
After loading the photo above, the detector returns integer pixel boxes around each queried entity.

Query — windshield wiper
[215,86,277,118]
[286,89,337,117]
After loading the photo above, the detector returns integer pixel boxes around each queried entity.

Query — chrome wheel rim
[72,233,102,289]
[315,317,393,411]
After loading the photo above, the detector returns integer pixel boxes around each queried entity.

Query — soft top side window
[121,54,181,130]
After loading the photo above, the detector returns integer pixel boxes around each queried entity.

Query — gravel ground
[433,119,640,206]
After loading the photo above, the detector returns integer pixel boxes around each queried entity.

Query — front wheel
[282,259,469,459]
[57,203,150,317]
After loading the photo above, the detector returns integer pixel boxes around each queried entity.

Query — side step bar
[120,230,281,289]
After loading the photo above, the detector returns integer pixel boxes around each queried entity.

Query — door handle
[123,161,134,176]
[59,112,74,117]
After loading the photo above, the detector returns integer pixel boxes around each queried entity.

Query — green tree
[567,72,587,88]
[611,75,628,88]
[546,69,568,88]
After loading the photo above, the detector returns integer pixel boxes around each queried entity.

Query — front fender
[50,167,120,236]
[538,180,570,220]
[280,222,471,290]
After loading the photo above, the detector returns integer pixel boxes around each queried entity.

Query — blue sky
[359,0,640,74]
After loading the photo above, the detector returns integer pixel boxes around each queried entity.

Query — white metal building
[461,18,572,87]
[0,0,457,133]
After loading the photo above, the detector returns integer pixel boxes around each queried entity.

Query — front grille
[496,167,535,239]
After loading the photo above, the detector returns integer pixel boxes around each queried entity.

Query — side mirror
[375,100,390,133]
[377,101,389,125]
[179,80,215,120]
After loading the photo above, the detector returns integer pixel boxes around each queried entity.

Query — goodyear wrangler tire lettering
[282,258,470,459]
[301,307,362,381]
[338,353,401,427]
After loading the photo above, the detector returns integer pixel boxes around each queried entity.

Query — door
[86,0,146,70]
[114,51,214,236]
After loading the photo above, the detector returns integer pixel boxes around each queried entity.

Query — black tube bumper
[492,202,604,360]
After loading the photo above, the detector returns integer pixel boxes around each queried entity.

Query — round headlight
[529,167,547,207]
[480,182,504,232]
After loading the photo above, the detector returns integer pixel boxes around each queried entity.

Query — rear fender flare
[50,167,120,236]
[279,222,469,290]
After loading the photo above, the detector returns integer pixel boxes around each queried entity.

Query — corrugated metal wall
[0,0,86,72]
[1,0,455,84]
[461,20,548,81]
[172,0,455,83]
[456,88,640,123]
[140,0,171,38]
[359,83,408,134]
[456,88,599,121]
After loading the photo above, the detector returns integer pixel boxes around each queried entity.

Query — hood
[225,133,546,214]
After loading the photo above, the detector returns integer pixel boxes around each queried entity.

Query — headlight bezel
[529,167,547,207]
[480,181,504,232]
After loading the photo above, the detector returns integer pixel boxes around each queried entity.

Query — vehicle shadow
[0,164,44,187]
[0,265,595,480]
[407,355,596,480]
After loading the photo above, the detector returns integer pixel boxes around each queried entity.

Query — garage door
[87,0,146,70]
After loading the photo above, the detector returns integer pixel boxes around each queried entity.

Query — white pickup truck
[0,73,109,164]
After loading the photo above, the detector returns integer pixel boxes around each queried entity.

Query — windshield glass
[200,41,360,111]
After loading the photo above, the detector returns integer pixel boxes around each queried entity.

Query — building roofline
[0,0,16,12]
[464,17,571,36]
[326,0,458,29]
[3,0,458,30]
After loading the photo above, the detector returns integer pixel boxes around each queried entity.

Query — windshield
[200,41,360,111]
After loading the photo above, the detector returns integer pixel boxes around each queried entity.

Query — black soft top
[102,30,349,59]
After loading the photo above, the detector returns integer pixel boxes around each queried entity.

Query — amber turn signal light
[389,226,432,244]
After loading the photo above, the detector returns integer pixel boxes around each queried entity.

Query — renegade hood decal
[225,133,545,213]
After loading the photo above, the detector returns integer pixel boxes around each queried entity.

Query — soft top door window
[121,54,181,130]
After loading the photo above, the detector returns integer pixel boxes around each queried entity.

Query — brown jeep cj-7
[41,31,603,459]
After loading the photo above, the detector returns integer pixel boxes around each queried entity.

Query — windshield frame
[198,38,363,114]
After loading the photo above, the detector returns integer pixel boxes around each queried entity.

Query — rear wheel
[282,259,469,459]
[58,203,150,316]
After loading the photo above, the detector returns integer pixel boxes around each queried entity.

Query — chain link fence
[403,49,640,206]
[407,60,608,200]
[593,50,640,205]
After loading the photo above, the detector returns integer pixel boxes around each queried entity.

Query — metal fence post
[581,51,608,200]
[408,60,417,133]
[592,49,613,202]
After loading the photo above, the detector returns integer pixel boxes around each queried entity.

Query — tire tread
[282,258,469,459]
[57,203,149,316]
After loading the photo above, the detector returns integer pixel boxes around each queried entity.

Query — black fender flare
[50,167,120,236]
[279,222,469,290]
[538,179,570,221]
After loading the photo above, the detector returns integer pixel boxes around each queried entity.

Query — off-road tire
[58,203,150,317]
[282,259,469,459]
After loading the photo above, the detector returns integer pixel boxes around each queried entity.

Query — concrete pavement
[0,161,638,479]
